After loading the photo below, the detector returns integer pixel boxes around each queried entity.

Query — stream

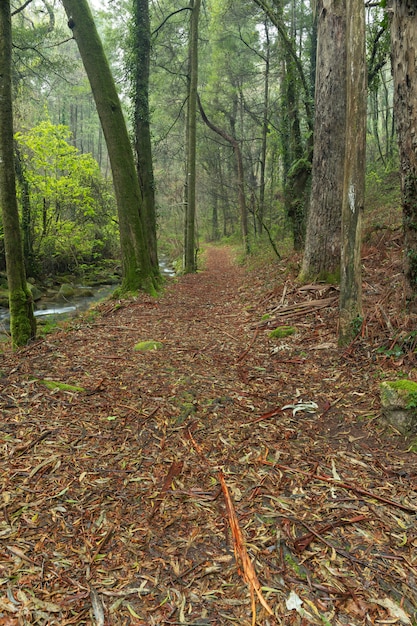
[0,257,175,331]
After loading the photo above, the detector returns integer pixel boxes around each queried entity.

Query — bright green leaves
[13,118,118,274]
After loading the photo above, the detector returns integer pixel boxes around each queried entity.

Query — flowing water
[0,258,175,331]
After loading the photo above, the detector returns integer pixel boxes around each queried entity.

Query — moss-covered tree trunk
[390,1,417,310]
[0,1,36,348]
[131,0,160,279]
[339,0,366,345]
[14,141,35,277]
[61,0,155,294]
[299,0,347,282]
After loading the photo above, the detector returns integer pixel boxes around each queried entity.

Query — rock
[27,283,43,301]
[380,380,417,436]
[58,283,75,300]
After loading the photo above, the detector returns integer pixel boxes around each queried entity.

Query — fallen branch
[218,470,274,625]
[274,463,417,514]
[258,296,338,326]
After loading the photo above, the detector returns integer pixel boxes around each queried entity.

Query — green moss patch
[385,379,417,392]
[134,340,163,352]
[269,325,296,339]
[38,380,85,393]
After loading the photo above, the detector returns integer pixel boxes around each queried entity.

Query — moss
[386,379,417,392]
[261,313,271,320]
[9,287,36,348]
[284,551,307,579]
[134,340,163,351]
[38,380,85,392]
[269,325,296,339]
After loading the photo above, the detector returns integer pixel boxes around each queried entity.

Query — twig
[294,514,369,552]
[12,430,54,457]
[236,328,259,363]
[274,463,417,513]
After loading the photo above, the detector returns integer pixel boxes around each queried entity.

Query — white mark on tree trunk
[349,182,355,213]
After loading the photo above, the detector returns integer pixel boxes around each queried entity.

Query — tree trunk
[197,96,249,254]
[0,0,36,348]
[61,0,155,294]
[258,20,270,236]
[184,0,201,273]
[14,141,35,278]
[390,0,417,309]
[339,0,366,344]
[299,0,347,282]
[131,0,160,278]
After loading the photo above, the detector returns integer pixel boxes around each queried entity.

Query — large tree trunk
[390,1,417,309]
[0,1,36,348]
[61,0,155,294]
[184,0,201,273]
[131,0,159,278]
[339,0,366,344]
[299,0,347,282]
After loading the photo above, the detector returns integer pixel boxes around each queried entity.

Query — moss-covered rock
[27,283,42,301]
[58,284,75,300]
[134,340,163,352]
[380,380,417,435]
[269,325,296,339]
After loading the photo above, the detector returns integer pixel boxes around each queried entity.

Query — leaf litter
[0,241,417,625]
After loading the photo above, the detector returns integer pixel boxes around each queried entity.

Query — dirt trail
[1,246,416,625]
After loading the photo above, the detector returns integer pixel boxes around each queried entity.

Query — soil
[0,241,416,625]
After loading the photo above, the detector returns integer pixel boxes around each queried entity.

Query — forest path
[1,245,416,625]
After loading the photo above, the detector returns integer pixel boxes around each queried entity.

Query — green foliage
[10,119,119,276]
[350,315,364,337]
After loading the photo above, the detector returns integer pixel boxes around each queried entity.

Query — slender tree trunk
[0,0,36,347]
[390,0,417,309]
[61,0,155,294]
[184,0,201,273]
[197,96,249,254]
[258,21,270,236]
[132,0,159,278]
[339,0,366,344]
[300,0,347,282]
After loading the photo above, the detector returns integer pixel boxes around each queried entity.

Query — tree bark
[0,0,36,347]
[61,0,155,294]
[390,1,417,309]
[132,0,160,278]
[184,0,201,273]
[339,0,366,344]
[300,0,347,282]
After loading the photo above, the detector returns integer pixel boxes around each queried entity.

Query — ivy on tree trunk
[0,0,36,348]
[61,0,156,295]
